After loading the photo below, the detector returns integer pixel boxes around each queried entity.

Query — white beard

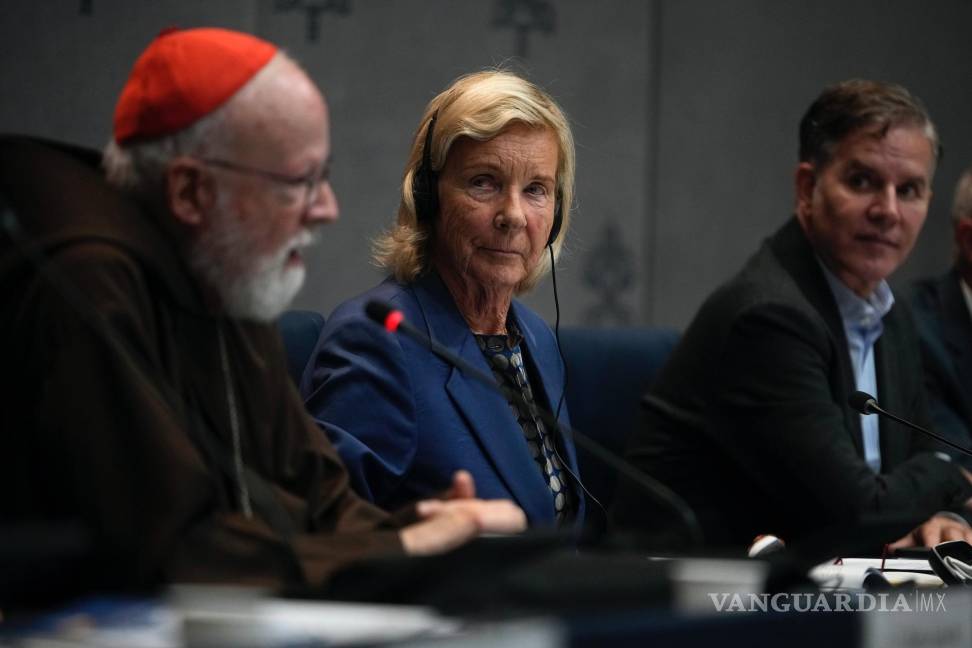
[188,209,318,323]
[220,230,313,322]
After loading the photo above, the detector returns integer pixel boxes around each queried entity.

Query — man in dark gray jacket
[615,80,972,550]
[911,166,972,470]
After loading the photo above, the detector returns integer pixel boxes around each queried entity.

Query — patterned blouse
[474,319,575,524]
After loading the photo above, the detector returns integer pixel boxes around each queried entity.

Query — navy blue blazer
[300,272,584,528]
[911,269,972,469]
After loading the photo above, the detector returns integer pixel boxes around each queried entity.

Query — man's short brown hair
[798,79,939,169]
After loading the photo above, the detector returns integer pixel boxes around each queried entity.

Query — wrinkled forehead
[822,121,937,175]
[446,123,560,169]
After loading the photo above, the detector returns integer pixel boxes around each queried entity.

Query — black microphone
[365,299,705,549]
[365,300,495,383]
[848,390,972,458]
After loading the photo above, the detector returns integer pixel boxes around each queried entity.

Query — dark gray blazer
[614,218,972,548]
[911,269,972,470]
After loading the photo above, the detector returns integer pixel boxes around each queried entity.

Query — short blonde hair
[373,70,576,294]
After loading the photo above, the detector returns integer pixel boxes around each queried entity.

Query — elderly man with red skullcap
[0,28,524,597]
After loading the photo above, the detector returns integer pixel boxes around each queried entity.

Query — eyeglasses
[197,157,330,211]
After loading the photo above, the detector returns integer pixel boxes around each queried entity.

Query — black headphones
[411,113,563,248]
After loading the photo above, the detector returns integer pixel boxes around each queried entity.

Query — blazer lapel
[412,274,554,523]
[874,310,908,467]
[771,220,864,456]
[511,301,582,479]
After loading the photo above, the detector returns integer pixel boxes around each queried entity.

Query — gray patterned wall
[2,1,970,330]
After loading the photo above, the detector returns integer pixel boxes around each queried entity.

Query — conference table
[3,553,970,648]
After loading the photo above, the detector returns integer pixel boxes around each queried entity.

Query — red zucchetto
[113,27,277,145]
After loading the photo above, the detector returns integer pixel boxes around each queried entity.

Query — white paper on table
[810,558,942,590]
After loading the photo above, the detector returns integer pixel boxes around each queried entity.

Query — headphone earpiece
[412,113,439,225]
[547,198,563,248]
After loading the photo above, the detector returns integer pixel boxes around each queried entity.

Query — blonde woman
[302,71,584,530]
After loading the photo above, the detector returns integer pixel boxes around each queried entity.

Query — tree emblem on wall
[581,219,635,326]
[273,0,352,43]
[492,0,555,58]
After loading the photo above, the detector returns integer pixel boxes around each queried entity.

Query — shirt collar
[473,316,524,351]
[817,258,895,332]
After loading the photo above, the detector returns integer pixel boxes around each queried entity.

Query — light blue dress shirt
[818,262,895,473]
